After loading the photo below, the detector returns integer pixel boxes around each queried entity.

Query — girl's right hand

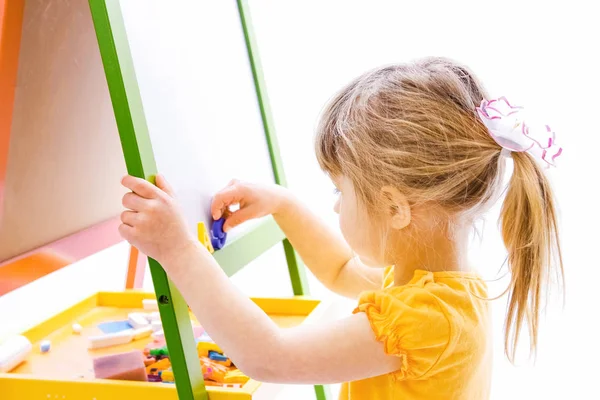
[210,179,291,232]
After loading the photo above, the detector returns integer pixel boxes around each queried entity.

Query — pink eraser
[92,350,147,382]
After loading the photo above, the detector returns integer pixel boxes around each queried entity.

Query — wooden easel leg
[125,246,146,289]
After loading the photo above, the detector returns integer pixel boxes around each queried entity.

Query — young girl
[119,57,563,399]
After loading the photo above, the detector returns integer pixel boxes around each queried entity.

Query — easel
[89,1,330,399]
[0,1,331,398]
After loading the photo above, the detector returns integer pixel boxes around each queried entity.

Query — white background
[248,1,600,397]
[1,1,599,399]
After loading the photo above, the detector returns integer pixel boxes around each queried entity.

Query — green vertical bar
[283,239,310,296]
[237,2,330,399]
[314,384,333,400]
[236,0,310,296]
[88,2,206,399]
[236,0,287,188]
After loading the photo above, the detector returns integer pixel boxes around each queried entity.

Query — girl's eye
[333,188,341,195]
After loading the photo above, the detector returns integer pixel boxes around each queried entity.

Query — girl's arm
[211,181,382,298]
[273,193,383,298]
[119,175,399,383]
[164,241,402,384]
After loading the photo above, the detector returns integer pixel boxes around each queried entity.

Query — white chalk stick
[132,327,153,341]
[142,299,158,311]
[128,312,149,329]
[88,330,134,350]
[151,330,164,341]
[0,335,32,373]
[151,320,162,332]
[149,312,161,322]
[72,323,82,334]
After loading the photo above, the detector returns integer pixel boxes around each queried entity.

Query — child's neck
[393,224,470,286]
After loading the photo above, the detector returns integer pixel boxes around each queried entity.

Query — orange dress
[339,267,492,399]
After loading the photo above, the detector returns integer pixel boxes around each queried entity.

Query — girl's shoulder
[354,268,490,380]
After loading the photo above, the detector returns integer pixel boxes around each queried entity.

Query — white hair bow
[476,97,563,167]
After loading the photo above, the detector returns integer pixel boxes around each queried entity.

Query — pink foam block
[93,350,147,382]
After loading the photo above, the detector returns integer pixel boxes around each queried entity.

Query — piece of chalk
[0,335,32,372]
[40,340,51,353]
[149,346,169,357]
[97,320,133,334]
[151,320,162,333]
[142,299,158,311]
[128,313,150,330]
[149,338,166,349]
[144,356,156,367]
[208,351,228,362]
[161,368,175,382]
[149,312,161,322]
[151,329,164,340]
[132,327,153,341]
[72,323,82,334]
[145,357,171,375]
[224,369,250,384]
[88,330,134,350]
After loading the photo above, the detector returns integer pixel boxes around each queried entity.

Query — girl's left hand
[120,174,196,264]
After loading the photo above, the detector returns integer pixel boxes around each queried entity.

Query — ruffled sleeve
[354,286,451,380]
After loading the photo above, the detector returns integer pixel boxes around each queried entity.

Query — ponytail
[500,152,564,362]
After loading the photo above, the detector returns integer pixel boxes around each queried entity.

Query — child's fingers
[155,174,175,197]
[223,205,259,232]
[120,210,139,227]
[226,178,240,187]
[121,175,158,199]
[122,192,147,211]
[211,185,245,220]
[118,223,135,242]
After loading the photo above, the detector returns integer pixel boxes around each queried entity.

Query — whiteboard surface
[119,0,275,241]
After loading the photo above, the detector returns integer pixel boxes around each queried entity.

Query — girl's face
[332,176,386,266]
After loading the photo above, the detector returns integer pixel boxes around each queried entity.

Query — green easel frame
[89,1,329,399]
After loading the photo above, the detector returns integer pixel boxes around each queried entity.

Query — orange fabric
[339,267,492,399]
[0,0,25,214]
[0,251,70,295]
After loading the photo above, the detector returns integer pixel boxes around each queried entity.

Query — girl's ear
[381,186,411,230]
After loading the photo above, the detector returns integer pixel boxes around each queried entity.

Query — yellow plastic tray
[0,291,323,399]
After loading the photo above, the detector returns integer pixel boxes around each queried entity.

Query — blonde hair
[315,57,563,362]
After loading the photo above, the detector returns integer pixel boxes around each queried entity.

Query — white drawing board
[118,0,276,242]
